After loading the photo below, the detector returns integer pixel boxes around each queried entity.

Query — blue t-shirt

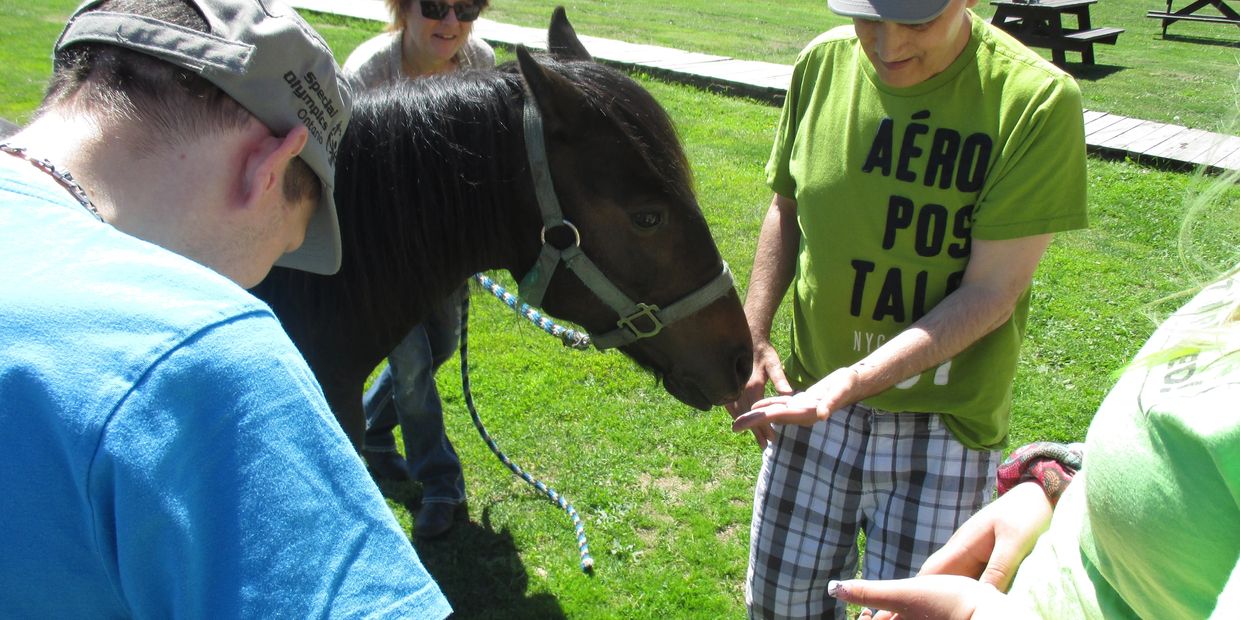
[0,155,451,618]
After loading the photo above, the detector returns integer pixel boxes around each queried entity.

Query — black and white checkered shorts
[745,402,1000,620]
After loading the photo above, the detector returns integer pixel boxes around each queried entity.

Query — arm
[829,575,1028,620]
[916,481,1054,589]
[725,193,800,447]
[102,316,450,617]
[828,481,1053,620]
[734,232,1054,429]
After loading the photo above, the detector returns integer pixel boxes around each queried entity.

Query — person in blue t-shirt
[0,1,450,617]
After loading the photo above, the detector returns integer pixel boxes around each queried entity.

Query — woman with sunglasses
[345,0,493,87]
[342,0,493,540]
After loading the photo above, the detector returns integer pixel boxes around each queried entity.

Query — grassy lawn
[2,1,1237,618]
[483,0,1240,133]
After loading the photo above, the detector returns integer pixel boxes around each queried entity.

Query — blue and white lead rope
[460,272,595,573]
[473,273,592,351]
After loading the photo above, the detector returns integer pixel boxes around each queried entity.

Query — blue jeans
[362,288,468,505]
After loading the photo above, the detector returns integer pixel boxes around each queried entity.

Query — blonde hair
[384,0,404,31]
[1128,163,1240,374]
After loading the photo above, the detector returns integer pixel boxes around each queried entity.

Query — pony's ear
[517,45,591,133]
[547,6,592,61]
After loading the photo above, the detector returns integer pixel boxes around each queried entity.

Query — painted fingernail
[827,579,844,598]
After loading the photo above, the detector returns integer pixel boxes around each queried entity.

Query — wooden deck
[289,0,1240,174]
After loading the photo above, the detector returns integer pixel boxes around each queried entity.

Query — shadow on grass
[1162,33,1240,49]
[1,116,19,139]
[377,480,567,620]
[1064,63,1124,81]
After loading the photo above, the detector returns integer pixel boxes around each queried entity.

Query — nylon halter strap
[516,99,735,351]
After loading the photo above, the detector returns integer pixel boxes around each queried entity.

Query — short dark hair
[40,0,319,205]
[283,154,321,206]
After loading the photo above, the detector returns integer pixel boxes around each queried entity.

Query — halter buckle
[616,303,664,339]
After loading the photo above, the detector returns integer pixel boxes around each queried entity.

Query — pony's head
[508,9,752,409]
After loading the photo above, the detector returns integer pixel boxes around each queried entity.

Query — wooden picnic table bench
[990,0,1124,66]
[1146,0,1240,36]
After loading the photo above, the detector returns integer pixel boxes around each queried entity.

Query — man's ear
[239,123,309,210]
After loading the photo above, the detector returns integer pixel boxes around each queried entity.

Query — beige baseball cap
[828,0,953,23]
[55,0,353,275]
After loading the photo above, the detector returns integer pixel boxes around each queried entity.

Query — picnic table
[1147,0,1240,35]
[990,0,1124,66]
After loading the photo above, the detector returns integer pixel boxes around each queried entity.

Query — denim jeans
[362,287,468,505]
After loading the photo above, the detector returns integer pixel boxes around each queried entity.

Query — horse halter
[516,99,735,350]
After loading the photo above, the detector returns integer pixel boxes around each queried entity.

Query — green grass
[2,2,1238,618]
[0,0,75,124]
[483,0,1240,132]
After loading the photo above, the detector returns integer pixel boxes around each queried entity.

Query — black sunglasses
[418,0,482,22]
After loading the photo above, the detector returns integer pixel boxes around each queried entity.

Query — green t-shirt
[766,13,1089,448]
[1009,268,1240,618]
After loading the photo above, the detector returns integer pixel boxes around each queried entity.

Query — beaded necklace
[0,143,104,222]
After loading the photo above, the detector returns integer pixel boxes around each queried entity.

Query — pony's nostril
[733,351,753,388]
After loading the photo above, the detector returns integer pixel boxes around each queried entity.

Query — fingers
[764,356,794,395]
[828,576,990,620]
[978,558,1019,592]
[749,426,771,449]
[750,394,791,409]
[731,398,821,430]
[751,391,817,410]
[969,482,1053,590]
[829,578,921,618]
[914,483,1053,596]
[859,608,897,620]
[725,345,785,420]
[723,397,748,420]
[917,537,988,579]
[755,422,776,445]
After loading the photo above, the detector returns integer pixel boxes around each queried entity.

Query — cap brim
[274,181,341,275]
[827,0,952,23]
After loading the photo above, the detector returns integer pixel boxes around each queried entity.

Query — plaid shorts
[745,402,1000,620]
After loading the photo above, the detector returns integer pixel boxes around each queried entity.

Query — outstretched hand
[724,340,790,448]
[731,366,860,432]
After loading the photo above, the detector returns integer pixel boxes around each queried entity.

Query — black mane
[497,58,696,207]
[332,69,525,341]
[252,54,696,357]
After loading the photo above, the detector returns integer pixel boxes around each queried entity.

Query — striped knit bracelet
[996,441,1085,505]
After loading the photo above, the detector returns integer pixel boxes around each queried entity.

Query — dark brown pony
[251,9,752,447]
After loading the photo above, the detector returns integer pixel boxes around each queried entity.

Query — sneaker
[415,501,467,539]
[363,450,411,482]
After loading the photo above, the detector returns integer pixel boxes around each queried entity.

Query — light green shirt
[1010,268,1240,618]
[766,13,1088,448]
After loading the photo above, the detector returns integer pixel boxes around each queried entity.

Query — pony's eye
[632,211,663,229]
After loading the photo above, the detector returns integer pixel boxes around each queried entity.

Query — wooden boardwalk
[290,0,1240,173]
